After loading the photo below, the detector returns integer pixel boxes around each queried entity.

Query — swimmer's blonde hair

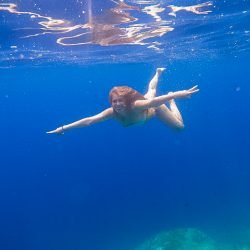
[109,86,145,109]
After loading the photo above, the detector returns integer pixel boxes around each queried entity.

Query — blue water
[1,1,250,250]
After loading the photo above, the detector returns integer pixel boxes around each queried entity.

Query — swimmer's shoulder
[98,107,114,120]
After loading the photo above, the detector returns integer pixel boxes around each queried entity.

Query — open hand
[175,85,199,98]
[46,126,64,135]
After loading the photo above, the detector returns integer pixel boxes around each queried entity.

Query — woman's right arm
[46,108,113,134]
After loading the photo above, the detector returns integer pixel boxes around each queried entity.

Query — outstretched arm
[47,108,114,134]
[134,85,199,110]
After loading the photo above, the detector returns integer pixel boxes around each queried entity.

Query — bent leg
[155,101,184,129]
[144,68,184,129]
[144,67,165,100]
[169,99,183,123]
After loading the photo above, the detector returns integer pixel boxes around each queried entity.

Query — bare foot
[157,67,166,74]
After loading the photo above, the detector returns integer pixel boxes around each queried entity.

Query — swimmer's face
[111,95,127,113]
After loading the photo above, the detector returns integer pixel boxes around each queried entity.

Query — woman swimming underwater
[47,68,199,134]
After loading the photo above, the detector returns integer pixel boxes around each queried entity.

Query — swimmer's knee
[174,121,185,130]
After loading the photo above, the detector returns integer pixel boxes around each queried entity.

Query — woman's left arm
[134,85,199,110]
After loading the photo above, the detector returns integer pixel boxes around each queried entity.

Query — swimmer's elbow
[85,119,93,126]
[80,117,96,126]
[85,113,109,126]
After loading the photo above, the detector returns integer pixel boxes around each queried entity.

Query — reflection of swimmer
[47,68,199,134]
[85,1,171,46]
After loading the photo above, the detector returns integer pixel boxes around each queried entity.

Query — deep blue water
[1,57,250,250]
[1,1,250,250]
